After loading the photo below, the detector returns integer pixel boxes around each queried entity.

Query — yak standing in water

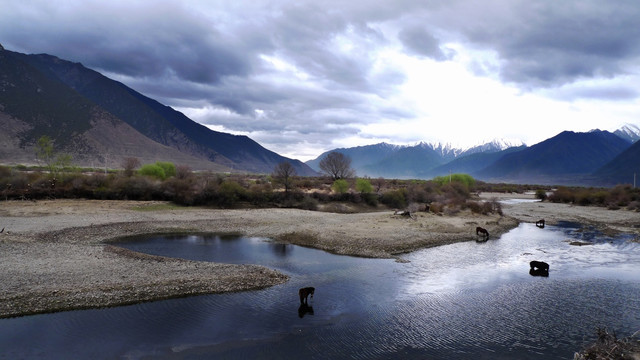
[476,227,489,242]
[299,287,315,304]
[529,261,549,277]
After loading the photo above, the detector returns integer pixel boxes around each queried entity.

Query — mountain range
[1,45,639,186]
[0,46,317,175]
[306,129,640,186]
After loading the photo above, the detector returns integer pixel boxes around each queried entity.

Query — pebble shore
[1,196,636,318]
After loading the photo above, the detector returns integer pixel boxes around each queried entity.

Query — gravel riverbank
[0,196,637,318]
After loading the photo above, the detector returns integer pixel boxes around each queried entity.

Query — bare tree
[272,161,297,194]
[319,152,354,180]
[121,157,141,177]
[176,165,193,180]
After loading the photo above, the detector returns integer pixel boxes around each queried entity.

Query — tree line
[2,143,638,213]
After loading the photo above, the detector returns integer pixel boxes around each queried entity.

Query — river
[1,222,639,359]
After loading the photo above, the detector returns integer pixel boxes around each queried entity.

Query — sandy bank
[0,197,637,318]
[481,192,640,235]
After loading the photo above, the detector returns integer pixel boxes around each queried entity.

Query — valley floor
[0,196,637,318]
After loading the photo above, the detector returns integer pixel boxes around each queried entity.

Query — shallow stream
[1,222,639,359]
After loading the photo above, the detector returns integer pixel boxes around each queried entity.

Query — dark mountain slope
[593,139,640,185]
[477,130,630,183]
[0,50,93,147]
[0,49,231,170]
[3,49,315,175]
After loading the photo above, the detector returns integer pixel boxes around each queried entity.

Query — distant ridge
[430,145,526,178]
[307,131,634,185]
[306,139,526,179]
[306,143,401,177]
[476,130,631,184]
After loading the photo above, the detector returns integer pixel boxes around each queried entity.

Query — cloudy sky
[2,1,640,161]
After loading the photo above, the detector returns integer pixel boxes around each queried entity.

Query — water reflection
[1,223,639,359]
[297,303,314,318]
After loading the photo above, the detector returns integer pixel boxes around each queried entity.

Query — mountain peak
[614,123,640,143]
[460,138,525,157]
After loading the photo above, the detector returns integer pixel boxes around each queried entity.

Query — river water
[1,222,639,359]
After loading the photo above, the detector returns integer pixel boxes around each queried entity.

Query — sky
[2,0,640,161]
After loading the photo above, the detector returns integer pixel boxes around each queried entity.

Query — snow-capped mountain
[460,139,526,156]
[423,142,463,160]
[306,139,527,178]
[614,123,640,143]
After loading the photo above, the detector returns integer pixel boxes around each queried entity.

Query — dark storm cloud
[550,84,639,102]
[2,0,639,159]
[398,26,451,61]
[1,2,255,84]
[428,0,640,87]
[3,1,638,96]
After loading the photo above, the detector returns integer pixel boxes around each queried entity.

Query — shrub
[161,178,196,205]
[627,201,640,212]
[156,161,177,178]
[406,183,435,204]
[467,200,483,214]
[139,164,166,180]
[535,189,547,200]
[355,178,373,194]
[433,173,476,189]
[429,202,444,214]
[548,187,575,203]
[332,179,349,194]
[380,189,406,209]
[175,165,192,180]
[362,193,378,207]
[113,176,158,200]
[484,199,503,215]
[298,196,319,211]
[214,180,248,207]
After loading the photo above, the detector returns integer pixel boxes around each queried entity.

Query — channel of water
[1,222,639,359]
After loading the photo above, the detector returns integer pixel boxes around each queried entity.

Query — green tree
[155,161,176,178]
[331,179,349,194]
[433,173,476,189]
[35,136,55,172]
[139,164,166,180]
[355,178,373,194]
[35,135,73,176]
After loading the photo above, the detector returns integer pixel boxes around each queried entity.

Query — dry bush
[380,189,407,209]
[466,201,483,214]
[298,196,319,210]
[549,186,576,203]
[429,202,444,214]
[574,328,640,360]
[628,201,640,212]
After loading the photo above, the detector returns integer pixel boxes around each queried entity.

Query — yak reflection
[269,243,291,257]
[298,303,314,318]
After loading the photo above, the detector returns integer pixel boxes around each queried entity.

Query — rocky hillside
[0,47,316,175]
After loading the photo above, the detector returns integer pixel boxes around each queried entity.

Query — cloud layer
[2,0,640,160]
